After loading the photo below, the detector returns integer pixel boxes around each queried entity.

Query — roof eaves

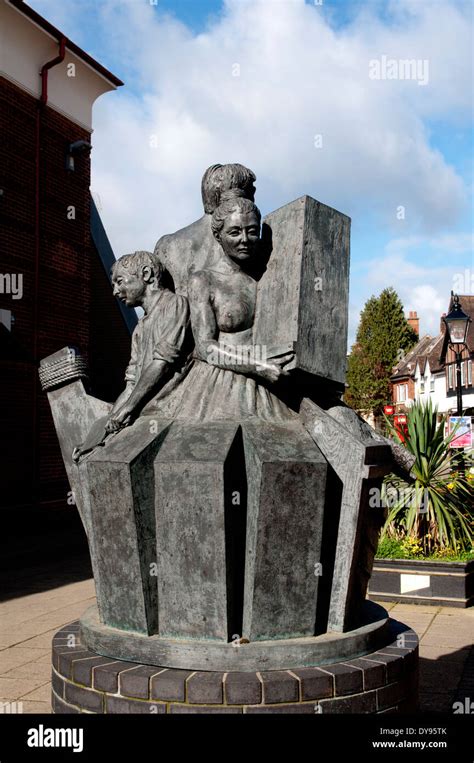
[8,0,124,87]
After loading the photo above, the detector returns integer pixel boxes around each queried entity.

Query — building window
[448,364,454,389]
[468,360,473,387]
[420,379,425,394]
[398,384,407,402]
[430,378,435,392]
[461,361,466,387]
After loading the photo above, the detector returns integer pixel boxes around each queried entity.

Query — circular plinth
[79,601,391,672]
[51,619,419,714]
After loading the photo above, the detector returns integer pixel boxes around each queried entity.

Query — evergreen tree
[345,288,418,417]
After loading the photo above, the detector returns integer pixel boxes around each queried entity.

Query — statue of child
[73,250,191,460]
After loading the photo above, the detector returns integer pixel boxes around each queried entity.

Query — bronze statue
[156,189,295,421]
[39,164,416,692]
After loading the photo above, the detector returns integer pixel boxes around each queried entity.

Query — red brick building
[0,1,136,560]
[391,299,474,417]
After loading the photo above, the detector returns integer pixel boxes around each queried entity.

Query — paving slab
[3,662,52,682]
[18,682,52,702]
[18,701,51,714]
[0,676,51,699]
[0,647,50,673]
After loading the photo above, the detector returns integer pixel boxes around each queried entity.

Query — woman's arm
[188,272,292,382]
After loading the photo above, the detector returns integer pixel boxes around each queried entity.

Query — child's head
[111,251,164,307]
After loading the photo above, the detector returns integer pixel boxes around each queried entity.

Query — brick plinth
[51,621,419,714]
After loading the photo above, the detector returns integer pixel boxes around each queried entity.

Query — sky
[28,0,474,347]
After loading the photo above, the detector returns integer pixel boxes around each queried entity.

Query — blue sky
[28,0,473,345]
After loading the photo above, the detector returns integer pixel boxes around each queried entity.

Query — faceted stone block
[154,422,245,640]
[300,399,391,632]
[253,196,350,386]
[242,421,327,640]
[85,416,171,635]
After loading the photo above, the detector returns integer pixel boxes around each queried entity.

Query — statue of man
[154,163,256,295]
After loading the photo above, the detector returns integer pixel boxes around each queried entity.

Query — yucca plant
[381,399,473,554]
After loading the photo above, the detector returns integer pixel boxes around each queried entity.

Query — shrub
[380,399,473,554]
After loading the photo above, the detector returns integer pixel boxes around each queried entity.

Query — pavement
[0,566,472,714]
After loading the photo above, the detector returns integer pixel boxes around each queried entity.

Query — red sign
[394,414,408,443]
[384,405,395,416]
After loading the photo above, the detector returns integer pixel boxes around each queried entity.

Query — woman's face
[218,210,260,263]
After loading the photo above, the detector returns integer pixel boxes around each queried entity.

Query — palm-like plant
[382,399,473,554]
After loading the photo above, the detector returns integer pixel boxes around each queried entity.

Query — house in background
[0,0,136,563]
[391,297,474,418]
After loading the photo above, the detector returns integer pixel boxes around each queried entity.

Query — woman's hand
[257,352,294,383]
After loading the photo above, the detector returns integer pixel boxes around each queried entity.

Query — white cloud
[27,0,472,348]
[352,235,473,343]
[410,285,446,330]
[67,0,471,256]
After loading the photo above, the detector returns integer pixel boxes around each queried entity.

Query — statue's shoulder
[187,268,211,297]
[159,288,189,313]
[155,216,208,254]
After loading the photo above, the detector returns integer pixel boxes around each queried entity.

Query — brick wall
[0,75,131,515]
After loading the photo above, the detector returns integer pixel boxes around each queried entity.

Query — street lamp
[443,293,471,416]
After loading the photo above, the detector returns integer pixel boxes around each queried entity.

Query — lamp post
[443,293,471,474]
[444,293,471,415]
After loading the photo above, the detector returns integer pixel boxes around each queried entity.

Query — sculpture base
[51,618,419,714]
[79,601,391,672]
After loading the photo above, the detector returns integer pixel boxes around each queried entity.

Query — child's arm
[106,294,190,432]
[106,359,168,431]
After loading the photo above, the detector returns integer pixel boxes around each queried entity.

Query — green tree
[345,288,418,417]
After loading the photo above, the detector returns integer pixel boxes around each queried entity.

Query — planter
[369,558,474,608]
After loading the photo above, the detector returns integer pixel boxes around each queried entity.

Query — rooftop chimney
[407,310,419,336]
[440,313,447,333]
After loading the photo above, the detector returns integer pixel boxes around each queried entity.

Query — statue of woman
[159,189,296,421]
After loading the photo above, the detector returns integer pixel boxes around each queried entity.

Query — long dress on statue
[149,327,296,423]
